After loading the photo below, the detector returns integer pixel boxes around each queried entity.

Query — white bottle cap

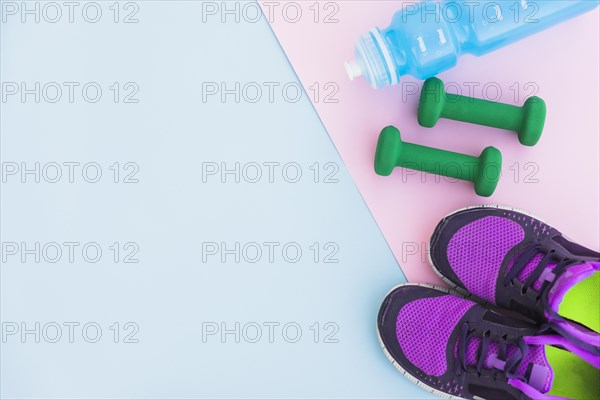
[344,60,363,81]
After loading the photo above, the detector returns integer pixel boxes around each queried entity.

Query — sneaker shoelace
[455,322,529,379]
[503,243,580,303]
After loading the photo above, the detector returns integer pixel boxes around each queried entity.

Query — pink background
[260,1,600,284]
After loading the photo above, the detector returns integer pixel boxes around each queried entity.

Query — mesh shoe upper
[446,215,525,303]
[396,294,475,376]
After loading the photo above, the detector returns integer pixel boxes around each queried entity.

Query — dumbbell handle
[398,142,479,182]
[442,94,523,131]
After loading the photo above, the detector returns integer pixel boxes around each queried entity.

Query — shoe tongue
[547,262,598,313]
[509,252,596,295]
[463,337,553,393]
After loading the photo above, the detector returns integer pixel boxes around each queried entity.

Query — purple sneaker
[378,284,600,400]
[429,205,600,357]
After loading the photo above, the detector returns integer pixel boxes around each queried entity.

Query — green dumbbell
[374,126,502,197]
[418,77,546,146]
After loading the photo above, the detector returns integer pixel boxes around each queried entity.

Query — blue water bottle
[345,0,599,89]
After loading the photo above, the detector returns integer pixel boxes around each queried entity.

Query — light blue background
[1,1,430,398]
